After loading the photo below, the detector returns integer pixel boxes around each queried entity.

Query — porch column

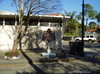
[15,14,17,26]
[15,20,17,26]
[58,25,62,49]
[55,25,62,49]
[3,18,5,26]
[38,21,40,27]
[49,22,50,27]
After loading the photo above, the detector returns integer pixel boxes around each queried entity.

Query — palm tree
[64,11,80,37]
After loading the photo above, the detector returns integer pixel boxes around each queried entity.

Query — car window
[86,36,89,38]
[90,36,93,38]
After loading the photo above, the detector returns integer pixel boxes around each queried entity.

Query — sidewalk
[84,47,100,62]
[0,47,100,74]
[0,52,36,74]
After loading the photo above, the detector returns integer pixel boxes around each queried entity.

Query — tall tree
[64,11,76,34]
[96,12,100,26]
[76,13,82,21]
[84,4,96,26]
[65,11,76,20]
[76,12,82,29]
[64,11,80,36]
[12,0,62,51]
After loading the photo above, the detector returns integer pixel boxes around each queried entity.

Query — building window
[40,22,49,26]
[5,18,15,25]
[0,18,3,25]
[50,22,61,27]
[50,22,59,27]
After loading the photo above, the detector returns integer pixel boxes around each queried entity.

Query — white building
[0,11,70,52]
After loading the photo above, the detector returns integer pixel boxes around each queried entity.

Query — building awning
[0,11,70,22]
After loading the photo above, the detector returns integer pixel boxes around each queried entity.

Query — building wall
[0,25,14,51]
[0,24,62,52]
[0,14,68,52]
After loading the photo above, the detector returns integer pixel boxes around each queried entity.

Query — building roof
[45,13,63,16]
[0,11,70,22]
[0,11,16,15]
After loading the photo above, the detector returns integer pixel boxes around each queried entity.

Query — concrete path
[0,52,36,74]
[0,46,100,74]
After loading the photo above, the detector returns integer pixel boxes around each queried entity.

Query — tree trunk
[86,18,88,26]
[12,29,22,51]
[12,6,24,51]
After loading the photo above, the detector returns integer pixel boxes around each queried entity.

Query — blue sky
[61,0,100,24]
[62,0,100,13]
[0,0,100,14]
[0,0,99,24]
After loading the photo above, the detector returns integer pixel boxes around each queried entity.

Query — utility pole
[82,0,84,55]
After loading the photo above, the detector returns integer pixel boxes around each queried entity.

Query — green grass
[4,50,20,57]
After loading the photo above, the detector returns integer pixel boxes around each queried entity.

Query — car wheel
[75,39,79,42]
[88,40,93,43]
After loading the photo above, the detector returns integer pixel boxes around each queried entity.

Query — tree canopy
[84,4,96,26]
[89,22,97,29]
[64,11,80,36]
[12,0,62,15]
[96,12,100,25]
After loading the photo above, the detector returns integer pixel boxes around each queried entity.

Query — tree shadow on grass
[17,48,47,74]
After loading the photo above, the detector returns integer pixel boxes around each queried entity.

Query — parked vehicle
[62,35,72,41]
[75,35,97,43]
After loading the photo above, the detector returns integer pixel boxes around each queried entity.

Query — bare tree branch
[11,0,62,51]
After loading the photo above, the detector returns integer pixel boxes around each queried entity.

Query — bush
[63,33,72,36]
[5,50,20,57]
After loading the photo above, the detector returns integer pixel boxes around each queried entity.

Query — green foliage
[84,4,94,16]
[84,4,94,11]
[65,19,80,36]
[64,11,76,19]
[5,50,20,57]
[88,10,97,19]
[76,13,82,20]
[63,30,79,37]
[96,12,100,25]
[63,33,72,36]
[64,11,81,36]
[77,29,82,37]
[84,4,97,26]
[64,4,99,37]
[89,22,97,29]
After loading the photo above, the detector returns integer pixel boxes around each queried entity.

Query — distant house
[0,11,70,51]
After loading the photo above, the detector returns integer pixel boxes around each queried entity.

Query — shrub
[5,50,20,57]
